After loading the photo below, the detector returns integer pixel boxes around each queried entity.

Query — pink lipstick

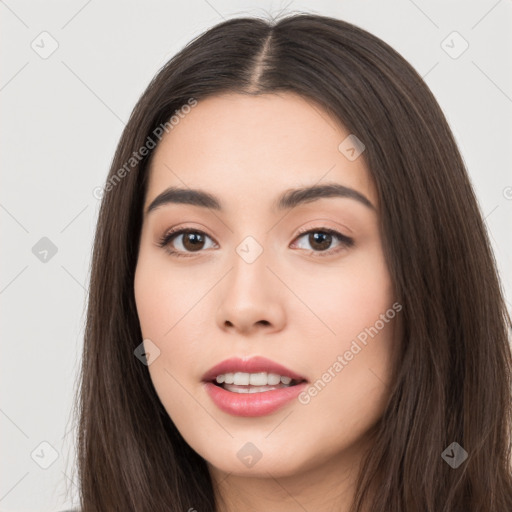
[202,356,308,417]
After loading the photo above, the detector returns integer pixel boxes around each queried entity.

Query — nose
[215,245,286,336]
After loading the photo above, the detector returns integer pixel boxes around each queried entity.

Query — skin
[134,92,399,512]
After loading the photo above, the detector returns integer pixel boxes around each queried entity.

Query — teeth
[223,383,285,393]
[215,372,296,386]
[234,372,250,385]
[267,373,281,385]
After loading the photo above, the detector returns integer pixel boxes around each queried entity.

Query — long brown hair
[74,13,512,511]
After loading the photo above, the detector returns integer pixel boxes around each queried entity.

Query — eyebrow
[145,182,375,216]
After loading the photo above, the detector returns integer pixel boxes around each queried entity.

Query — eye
[157,226,354,258]
[157,228,217,257]
[291,227,354,257]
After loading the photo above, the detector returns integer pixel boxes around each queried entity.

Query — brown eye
[292,228,354,257]
[158,229,216,257]
[180,231,206,251]
[307,232,332,251]
[158,226,354,259]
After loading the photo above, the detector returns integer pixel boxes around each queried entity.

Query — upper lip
[202,356,308,383]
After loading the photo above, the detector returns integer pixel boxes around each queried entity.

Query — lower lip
[203,381,308,417]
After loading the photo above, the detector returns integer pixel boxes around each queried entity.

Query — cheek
[289,246,396,397]
[134,249,218,377]
[293,247,394,342]
[133,254,206,416]
[134,248,204,339]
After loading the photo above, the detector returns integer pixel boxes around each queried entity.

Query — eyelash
[157,226,354,258]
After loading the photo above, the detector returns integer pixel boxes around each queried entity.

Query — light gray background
[1,1,511,510]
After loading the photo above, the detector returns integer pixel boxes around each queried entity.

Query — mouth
[202,356,308,394]
[210,372,307,394]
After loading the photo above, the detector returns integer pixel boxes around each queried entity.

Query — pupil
[310,232,331,251]
[184,232,204,251]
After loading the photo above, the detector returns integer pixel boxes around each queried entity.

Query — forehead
[144,92,376,213]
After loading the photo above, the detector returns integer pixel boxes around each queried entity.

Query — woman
[74,13,512,511]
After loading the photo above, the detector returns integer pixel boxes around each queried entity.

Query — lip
[202,356,308,417]
[202,356,308,383]
[203,380,308,417]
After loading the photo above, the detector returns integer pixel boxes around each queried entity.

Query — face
[134,92,399,480]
